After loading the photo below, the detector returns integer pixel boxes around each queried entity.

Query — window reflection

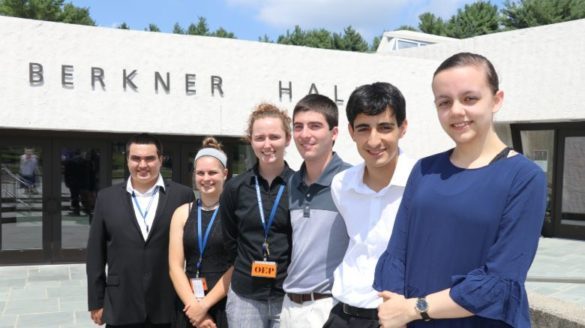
[520,130,554,233]
[0,146,43,250]
[61,147,100,249]
[561,136,585,227]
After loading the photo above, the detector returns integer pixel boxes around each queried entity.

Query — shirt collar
[347,148,413,194]
[126,174,166,195]
[294,152,346,188]
[250,161,292,186]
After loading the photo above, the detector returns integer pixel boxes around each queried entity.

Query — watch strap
[416,297,431,322]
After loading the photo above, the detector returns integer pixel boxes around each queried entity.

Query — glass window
[561,136,585,226]
[520,130,554,228]
[60,147,100,249]
[112,142,126,186]
[397,39,419,49]
[1,146,43,250]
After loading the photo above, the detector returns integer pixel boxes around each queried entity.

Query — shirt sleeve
[220,179,239,265]
[449,165,546,326]
[86,191,107,310]
[373,160,421,294]
[329,173,342,216]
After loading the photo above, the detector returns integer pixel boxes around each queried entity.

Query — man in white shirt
[323,82,416,328]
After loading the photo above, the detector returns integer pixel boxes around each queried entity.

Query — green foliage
[172,22,184,34]
[501,0,585,29]
[337,26,369,52]
[445,1,500,38]
[178,17,236,38]
[370,35,382,51]
[394,24,418,31]
[277,25,369,52]
[146,23,160,32]
[187,17,209,35]
[118,22,129,29]
[0,0,95,25]
[59,3,93,25]
[418,12,447,35]
[416,0,585,39]
[258,34,272,42]
[211,27,235,38]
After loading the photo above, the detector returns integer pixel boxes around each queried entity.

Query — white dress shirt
[126,175,166,241]
[330,150,416,308]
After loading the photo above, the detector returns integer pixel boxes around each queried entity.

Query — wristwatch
[415,297,431,322]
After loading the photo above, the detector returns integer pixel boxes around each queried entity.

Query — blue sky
[68,0,507,43]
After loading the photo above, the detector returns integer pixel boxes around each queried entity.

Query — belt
[287,292,332,304]
[341,302,378,320]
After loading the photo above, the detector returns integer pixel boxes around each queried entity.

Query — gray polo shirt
[283,153,351,294]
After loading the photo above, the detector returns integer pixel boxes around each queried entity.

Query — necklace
[200,200,219,210]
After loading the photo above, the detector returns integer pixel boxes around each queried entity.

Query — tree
[0,0,95,25]
[370,35,382,52]
[334,26,369,52]
[277,25,372,52]
[187,17,209,35]
[501,0,585,29]
[395,24,418,31]
[118,22,129,29]
[258,34,272,43]
[60,3,93,25]
[418,12,447,35]
[211,27,235,38]
[277,25,307,45]
[172,22,184,34]
[146,23,160,32]
[445,1,500,38]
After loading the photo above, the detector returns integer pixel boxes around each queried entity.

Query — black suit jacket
[86,179,194,325]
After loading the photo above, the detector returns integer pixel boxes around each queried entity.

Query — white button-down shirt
[331,151,416,308]
[126,175,166,241]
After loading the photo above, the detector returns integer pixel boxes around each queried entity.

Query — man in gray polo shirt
[280,94,351,328]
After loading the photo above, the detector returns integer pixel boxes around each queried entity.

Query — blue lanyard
[131,186,159,233]
[196,199,219,276]
[254,176,285,259]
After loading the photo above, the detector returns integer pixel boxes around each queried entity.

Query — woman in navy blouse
[374,52,546,327]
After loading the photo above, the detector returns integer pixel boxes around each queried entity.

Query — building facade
[1,16,584,265]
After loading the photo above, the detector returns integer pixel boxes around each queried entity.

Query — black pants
[322,303,379,328]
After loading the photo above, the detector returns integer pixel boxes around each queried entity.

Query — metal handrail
[1,164,30,186]
[527,276,585,284]
[1,165,33,212]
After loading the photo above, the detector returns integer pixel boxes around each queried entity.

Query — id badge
[190,277,208,298]
[251,260,277,278]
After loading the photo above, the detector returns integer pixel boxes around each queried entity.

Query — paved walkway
[1,237,584,327]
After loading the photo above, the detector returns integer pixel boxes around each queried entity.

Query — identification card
[190,277,208,298]
[251,260,277,278]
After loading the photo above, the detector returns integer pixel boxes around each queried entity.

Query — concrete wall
[529,292,585,328]
[385,19,585,124]
[0,16,448,169]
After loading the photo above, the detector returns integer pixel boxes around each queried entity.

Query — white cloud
[225,0,488,40]
[226,0,412,40]
[420,0,477,20]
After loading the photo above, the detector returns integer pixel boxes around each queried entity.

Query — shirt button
[306,193,311,198]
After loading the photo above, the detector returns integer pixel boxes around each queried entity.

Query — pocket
[106,275,119,286]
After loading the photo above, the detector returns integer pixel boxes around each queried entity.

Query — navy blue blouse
[374,150,547,327]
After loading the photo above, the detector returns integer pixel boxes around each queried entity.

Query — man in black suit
[86,133,194,327]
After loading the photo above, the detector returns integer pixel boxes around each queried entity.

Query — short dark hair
[293,94,338,130]
[126,133,163,157]
[433,52,499,95]
[346,82,406,127]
